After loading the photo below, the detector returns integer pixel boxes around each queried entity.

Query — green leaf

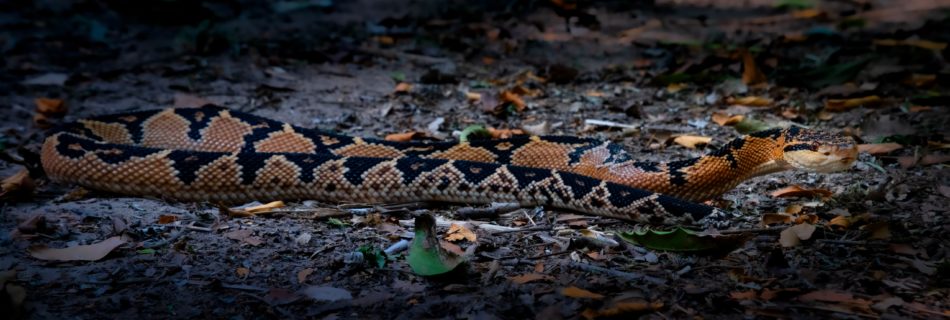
[357,245,387,268]
[459,125,491,142]
[137,249,156,255]
[407,214,465,276]
[390,72,406,83]
[733,117,772,134]
[327,218,349,227]
[774,0,815,10]
[617,227,751,252]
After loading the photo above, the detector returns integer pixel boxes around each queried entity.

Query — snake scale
[40,106,858,227]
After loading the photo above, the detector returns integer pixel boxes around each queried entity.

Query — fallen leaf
[499,90,526,112]
[740,49,767,85]
[34,98,67,116]
[771,185,833,199]
[33,113,53,129]
[297,268,314,284]
[712,112,745,126]
[487,127,525,139]
[824,95,882,112]
[829,215,851,229]
[582,299,664,319]
[465,91,482,101]
[439,240,465,256]
[299,286,353,302]
[155,215,178,224]
[444,223,476,242]
[791,9,823,19]
[730,290,758,300]
[0,169,35,200]
[561,286,605,299]
[245,201,285,214]
[763,213,793,225]
[903,74,936,87]
[727,96,772,107]
[224,229,263,246]
[784,204,803,214]
[920,154,950,166]
[795,214,819,225]
[873,38,947,51]
[509,273,553,284]
[666,83,687,93]
[393,82,412,94]
[29,236,126,261]
[385,131,425,142]
[236,267,250,278]
[263,288,304,305]
[521,121,550,136]
[673,135,712,149]
[857,143,903,155]
[779,223,816,247]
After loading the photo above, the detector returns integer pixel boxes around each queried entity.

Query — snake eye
[822,151,831,156]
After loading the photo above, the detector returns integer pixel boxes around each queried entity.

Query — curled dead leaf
[672,135,712,149]
[34,97,67,116]
[393,82,412,94]
[711,112,745,126]
[445,223,477,242]
[727,96,772,107]
[157,215,179,224]
[857,143,903,155]
[509,273,553,284]
[771,185,833,199]
[779,223,816,247]
[499,90,526,112]
[30,236,126,261]
[824,95,882,112]
[762,213,793,225]
[829,216,852,229]
[740,49,767,86]
[385,131,425,142]
[1,169,35,200]
[561,286,605,299]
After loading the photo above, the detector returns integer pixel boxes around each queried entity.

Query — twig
[568,261,666,285]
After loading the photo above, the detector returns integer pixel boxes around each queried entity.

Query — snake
[39,105,857,227]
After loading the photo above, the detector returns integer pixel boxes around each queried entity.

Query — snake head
[782,129,858,173]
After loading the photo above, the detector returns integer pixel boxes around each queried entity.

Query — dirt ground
[1,0,948,319]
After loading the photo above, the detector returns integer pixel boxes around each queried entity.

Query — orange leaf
[857,143,902,155]
[727,96,772,107]
[829,215,851,229]
[157,215,179,224]
[393,82,412,93]
[499,90,526,111]
[770,185,833,199]
[30,236,126,261]
[34,97,67,116]
[384,131,425,142]
[245,200,285,214]
[0,169,35,200]
[824,95,882,112]
[711,112,745,126]
[487,127,525,139]
[561,286,605,299]
[672,135,712,149]
[762,213,792,225]
[236,267,250,277]
[740,49,767,86]
[444,223,477,242]
[509,273,553,284]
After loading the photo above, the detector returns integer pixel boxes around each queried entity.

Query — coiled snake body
[41,106,857,227]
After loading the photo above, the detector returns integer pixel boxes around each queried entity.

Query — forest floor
[1,0,948,319]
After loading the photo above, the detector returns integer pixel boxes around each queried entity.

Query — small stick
[568,261,666,285]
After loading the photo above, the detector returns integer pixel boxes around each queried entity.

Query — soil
[1,0,948,319]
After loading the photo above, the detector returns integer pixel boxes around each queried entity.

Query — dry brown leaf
[534,262,544,273]
[829,216,852,229]
[236,267,250,278]
[245,201,285,214]
[920,154,950,166]
[730,290,758,300]
[582,299,664,319]
[857,143,903,155]
[762,213,793,225]
[909,105,932,113]
[465,91,482,101]
[779,223,816,247]
[795,214,819,225]
[499,90,526,111]
[0,169,35,200]
[711,112,745,126]
[584,90,605,97]
[903,74,936,87]
[393,82,412,94]
[509,273,553,284]
[34,97,67,116]
[824,95,882,112]
[297,268,314,284]
[225,229,263,246]
[30,236,126,261]
[898,156,918,169]
[487,127,525,139]
[509,85,542,97]
[157,215,179,224]
[727,96,772,107]
[445,223,477,242]
[791,9,823,19]
[33,112,52,129]
[672,135,712,149]
[666,83,687,93]
[817,110,835,121]
[874,39,947,51]
[771,185,833,199]
[784,204,803,214]
[798,290,873,314]
[384,131,425,142]
[740,49,767,85]
[439,240,465,256]
[561,286,605,299]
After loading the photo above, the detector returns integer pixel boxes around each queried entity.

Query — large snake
[40,106,857,227]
